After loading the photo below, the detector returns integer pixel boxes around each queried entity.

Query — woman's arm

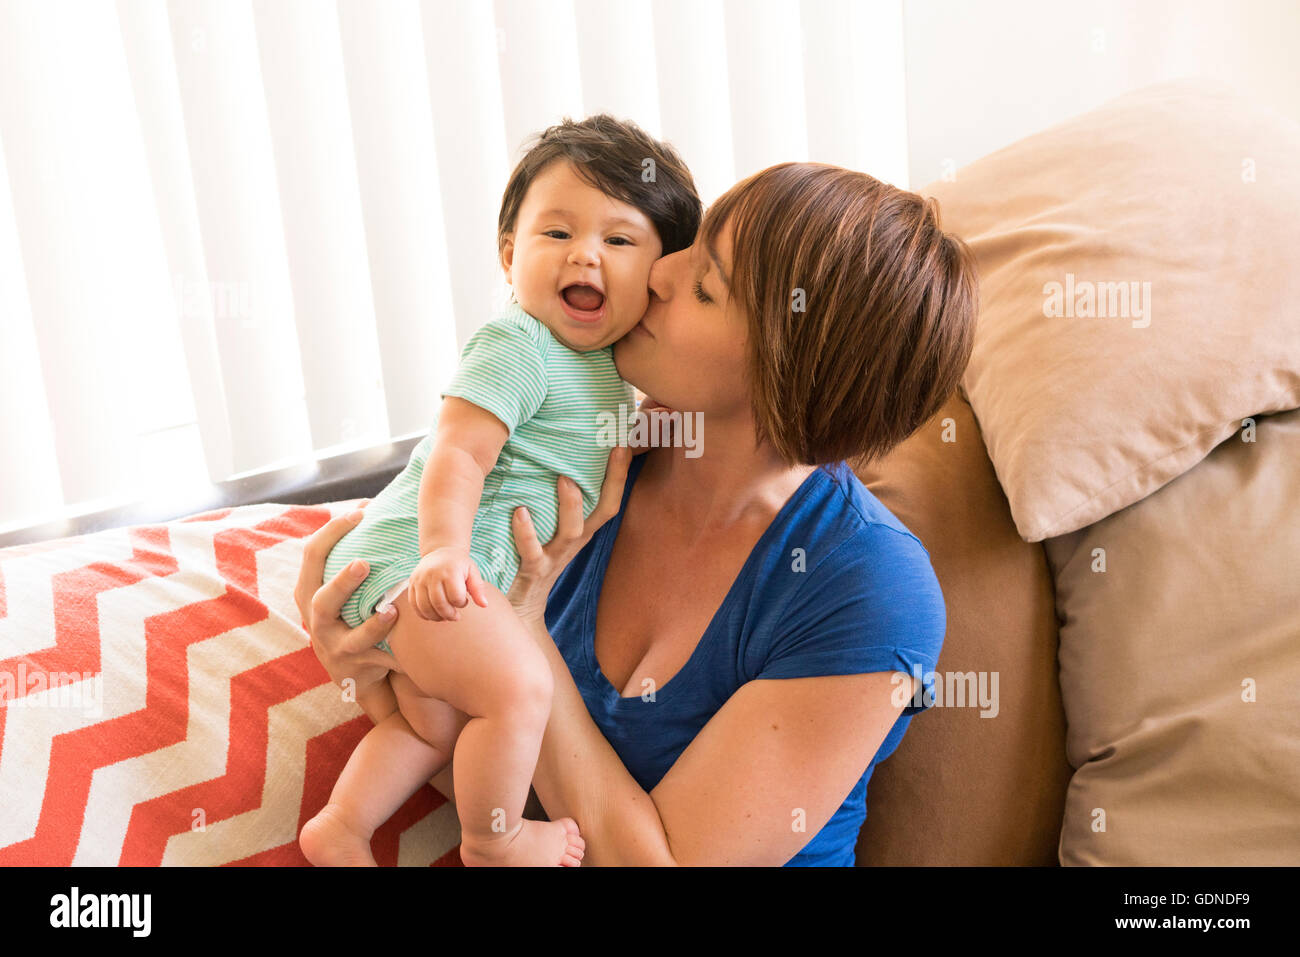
[648,671,916,865]
[530,624,914,866]
[517,611,679,864]
[504,456,920,865]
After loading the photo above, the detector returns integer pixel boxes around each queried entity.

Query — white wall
[902,0,1300,189]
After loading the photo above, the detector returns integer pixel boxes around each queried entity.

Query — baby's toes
[562,841,584,866]
[554,817,584,866]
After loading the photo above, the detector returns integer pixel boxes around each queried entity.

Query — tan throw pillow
[921,78,1300,542]
[853,392,1072,865]
[1047,408,1300,865]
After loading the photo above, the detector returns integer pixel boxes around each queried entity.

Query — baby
[300,114,701,866]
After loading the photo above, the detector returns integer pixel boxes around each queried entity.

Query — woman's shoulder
[745,462,946,685]
[800,462,934,567]
[773,463,945,632]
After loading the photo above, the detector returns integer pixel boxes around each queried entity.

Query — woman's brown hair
[701,162,979,469]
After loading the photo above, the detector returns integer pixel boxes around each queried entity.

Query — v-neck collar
[582,451,828,706]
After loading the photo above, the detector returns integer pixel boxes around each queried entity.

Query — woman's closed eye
[692,279,712,305]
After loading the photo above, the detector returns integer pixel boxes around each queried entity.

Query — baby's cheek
[622,285,651,319]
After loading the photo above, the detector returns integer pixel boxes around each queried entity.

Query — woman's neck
[636,414,817,539]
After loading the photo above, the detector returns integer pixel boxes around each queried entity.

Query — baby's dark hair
[497,114,702,259]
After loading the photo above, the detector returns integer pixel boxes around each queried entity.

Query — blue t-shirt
[544,451,946,866]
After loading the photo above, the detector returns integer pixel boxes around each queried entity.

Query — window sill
[0,436,421,549]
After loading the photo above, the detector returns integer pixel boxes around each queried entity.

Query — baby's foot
[300,803,378,867]
[460,817,585,867]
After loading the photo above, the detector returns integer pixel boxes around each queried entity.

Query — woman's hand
[633,395,677,450]
[294,503,403,693]
[506,445,635,628]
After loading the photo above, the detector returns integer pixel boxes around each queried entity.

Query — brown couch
[851,392,1072,865]
[852,77,1300,866]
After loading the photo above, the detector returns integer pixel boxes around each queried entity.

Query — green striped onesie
[324,300,635,647]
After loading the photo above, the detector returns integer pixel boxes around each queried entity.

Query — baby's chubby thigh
[383,580,554,726]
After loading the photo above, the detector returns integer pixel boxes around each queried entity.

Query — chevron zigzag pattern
[0,502,464,867]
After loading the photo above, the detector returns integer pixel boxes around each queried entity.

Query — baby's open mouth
[561,284,605,312]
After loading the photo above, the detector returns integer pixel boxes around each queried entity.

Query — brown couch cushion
[853,392,1071,865]
[1047,407,1300,865]
[922,78,1300,542]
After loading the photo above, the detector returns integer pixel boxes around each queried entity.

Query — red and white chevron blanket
[0,501,464,866]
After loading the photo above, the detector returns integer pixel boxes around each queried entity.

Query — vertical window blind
[0,0,909,536]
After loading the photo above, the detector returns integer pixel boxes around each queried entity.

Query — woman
[296,161,978,866]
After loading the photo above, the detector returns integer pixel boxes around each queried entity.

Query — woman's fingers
[635,400,676,450]
[511,507,544,568]
[308,557,371,647]
[365,649,404,676]
[544,449,631,562]
[295,500,369,610]
[506,454,632,622]
[295,508,365,624]
[637,396,670,415]
[553,473,586,548]
[586,446,632,536]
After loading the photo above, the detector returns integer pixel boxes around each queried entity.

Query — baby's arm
[409,395,511,620]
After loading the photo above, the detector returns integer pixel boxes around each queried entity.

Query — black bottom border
[3,864,1286,942]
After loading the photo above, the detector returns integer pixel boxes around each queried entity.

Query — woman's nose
[648,248,687,301]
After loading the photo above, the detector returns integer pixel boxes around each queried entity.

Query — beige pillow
[852,392,1071,865]
[1046,407,1300,865]
[921,78,1300,542]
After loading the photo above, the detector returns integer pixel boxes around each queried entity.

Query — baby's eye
[543,230,569,239]
[606,237,632,246]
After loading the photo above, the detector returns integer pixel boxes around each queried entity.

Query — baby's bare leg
[299,673,463,866]
[385,585,584,866]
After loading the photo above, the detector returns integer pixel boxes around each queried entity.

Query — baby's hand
[409,547,490,622]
